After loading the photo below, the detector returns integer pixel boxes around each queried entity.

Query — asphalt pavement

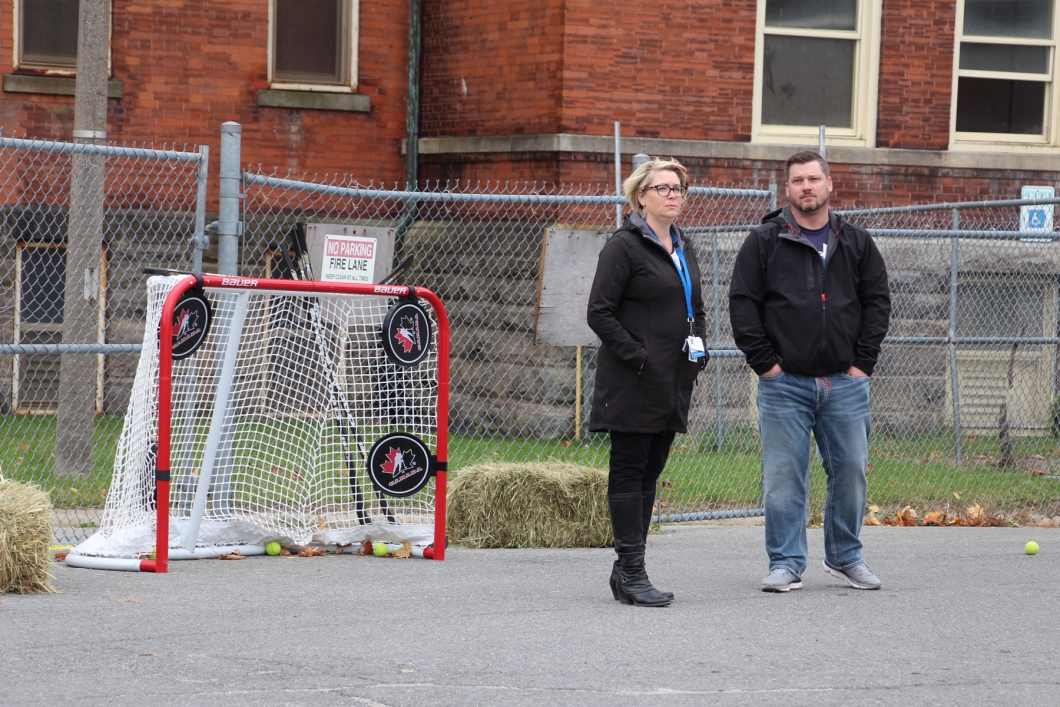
[2,524,1058,707]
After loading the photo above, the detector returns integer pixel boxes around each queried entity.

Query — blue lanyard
[673,242,695,327]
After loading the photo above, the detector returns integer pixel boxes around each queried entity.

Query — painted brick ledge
[414,134,1060,172]
[3,74,123,99]
[257,89,370,112]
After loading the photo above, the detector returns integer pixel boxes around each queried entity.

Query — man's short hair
[785,151,830,182]
[622,158,688,216]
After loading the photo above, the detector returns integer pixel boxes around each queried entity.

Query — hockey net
[68,275,448,571]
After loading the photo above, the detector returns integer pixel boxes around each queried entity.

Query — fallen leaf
[19,443,30,451]
[70,487,78,494]
[865,464,874,474]
[316,515,327,529]
[99,488,108,498]
[279,547,291,556]
[392,542,412,559]
[953,492,961,501]
[120,599,143,603]
[863,504,882,526]
[561,440,570,447]
[966,503,984,524]
[218,550,246,560]
[356,541,373,556]
[297,547,327,557]
[139,653,154,657]
[898,506,918,526]
[922,510,947,526]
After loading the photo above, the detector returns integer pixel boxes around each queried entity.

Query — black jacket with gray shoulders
[728,205,891,377]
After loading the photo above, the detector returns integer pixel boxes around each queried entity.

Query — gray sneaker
[823,561,881,590]
[761,567,803,592]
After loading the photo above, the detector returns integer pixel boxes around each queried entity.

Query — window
[951,0,1060,151]
[269,0,359,91]
[13,243,106,414]
[17,0,80,71]
[947,277,1058,433]
[752,0,882,147]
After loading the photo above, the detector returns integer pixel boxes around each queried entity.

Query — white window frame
[12,0,114,76]
[751,0,882,147]
[12,242,106,415]
[267,0,360,93]
[949,0,1060,153]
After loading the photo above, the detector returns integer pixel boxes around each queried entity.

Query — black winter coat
[587,216,707,433]
[729,206,891,377]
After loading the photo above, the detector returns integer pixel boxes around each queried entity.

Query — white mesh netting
[72,277,439,560]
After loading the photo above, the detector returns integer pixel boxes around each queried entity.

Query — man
[729,151,891,593]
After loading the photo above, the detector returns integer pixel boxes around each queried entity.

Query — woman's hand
[760,363,782,377]
[845,366,868,377]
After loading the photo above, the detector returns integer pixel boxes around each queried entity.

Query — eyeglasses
[644,185,687,197]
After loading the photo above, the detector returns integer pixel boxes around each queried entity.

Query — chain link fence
[5,127,1060,545]
[0,136,207,543]
[241,169,1060,527]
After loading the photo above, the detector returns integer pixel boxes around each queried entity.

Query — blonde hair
[622,158,689,216]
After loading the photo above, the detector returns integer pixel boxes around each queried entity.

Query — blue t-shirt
[802,224,829,262]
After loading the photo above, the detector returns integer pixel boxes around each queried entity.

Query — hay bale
[447,462,613,548]
[0,478,55,594]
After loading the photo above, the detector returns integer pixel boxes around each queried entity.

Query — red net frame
[142,274,450,572]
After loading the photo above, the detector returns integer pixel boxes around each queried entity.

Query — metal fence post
[949,207,963,464]
[192,145,209,273]
[218,122,242,275]
[768,182,777,211]
[614,121,622,228]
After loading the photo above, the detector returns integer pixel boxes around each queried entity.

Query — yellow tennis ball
[1025,541,1039,555]
[265,541,282,556]
[373,541,389,557]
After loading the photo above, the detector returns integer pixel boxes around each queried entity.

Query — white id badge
[684,336,706,361]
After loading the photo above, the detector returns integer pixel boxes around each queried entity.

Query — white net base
[71,276,439,561]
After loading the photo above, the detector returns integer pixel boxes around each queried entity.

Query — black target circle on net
[157,291,213,360]
[380,300,432,367]
[367,432,433,497]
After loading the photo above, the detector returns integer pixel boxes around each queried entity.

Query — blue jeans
[757,371,871,575]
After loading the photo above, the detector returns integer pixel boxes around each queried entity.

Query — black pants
[608,431,677,496]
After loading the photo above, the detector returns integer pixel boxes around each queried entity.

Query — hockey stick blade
[379,255,414,285]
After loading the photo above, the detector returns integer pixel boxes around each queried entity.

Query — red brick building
[4,1,1060,205]
[1,0,412,199]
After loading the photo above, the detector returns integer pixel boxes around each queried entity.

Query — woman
[586,158,708,607]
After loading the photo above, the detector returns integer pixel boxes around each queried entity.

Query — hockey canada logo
[165,294,212,360]
[381,301,432,366]
[367,432,433,497]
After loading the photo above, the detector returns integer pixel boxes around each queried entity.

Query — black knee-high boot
[608,492,672,607]
[609,491,673,600]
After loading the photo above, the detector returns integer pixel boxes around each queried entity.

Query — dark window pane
[957,282,1045,338]
[955,77,1045,133]
[20,247,66,325]
[274,0,343,83]
[21,0,79,68]
[761,35,854,127]
[964,0,1053,39]
[765,0,856,30]
[960,43,1050,73]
